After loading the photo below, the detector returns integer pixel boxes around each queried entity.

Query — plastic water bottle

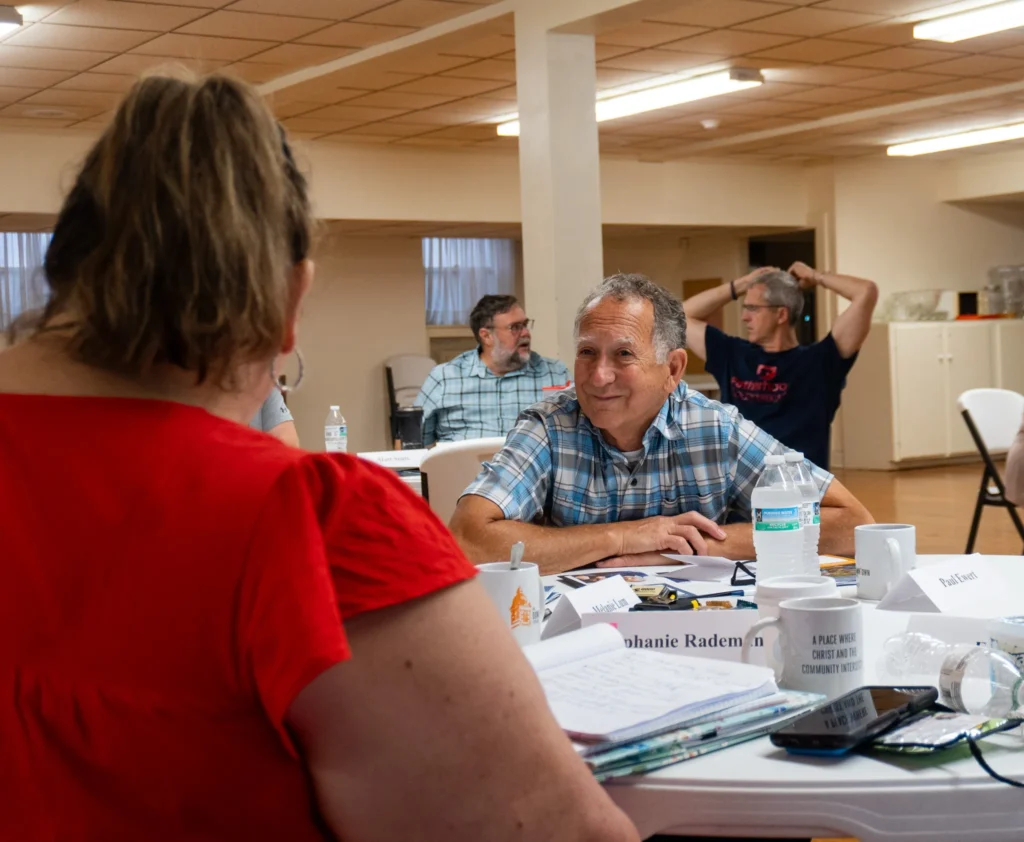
[324,406,347,454]
[878,632,1023,717]
[752,454,804,581]
[785,451,821,575]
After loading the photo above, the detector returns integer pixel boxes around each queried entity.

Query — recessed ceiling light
[914,0,1024,43]
[0,6,22,37]
[496,68,763,137]
[887,120,1024,156]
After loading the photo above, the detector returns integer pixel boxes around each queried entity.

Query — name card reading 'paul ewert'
[878,555,1022,617]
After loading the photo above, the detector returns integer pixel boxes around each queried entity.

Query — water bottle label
[325,425,347,453]
[812,501,821,525]
[754,506,801,532]
[938,645,981,712]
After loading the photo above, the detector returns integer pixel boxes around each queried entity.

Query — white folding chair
[957,388,1024,554]
[419,436,507,526]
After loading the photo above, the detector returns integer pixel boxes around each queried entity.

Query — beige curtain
[0,232,51,331]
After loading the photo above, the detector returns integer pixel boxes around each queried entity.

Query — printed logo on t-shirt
[731,363,789,404]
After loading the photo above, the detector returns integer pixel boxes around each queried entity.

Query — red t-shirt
[0,395,476,840]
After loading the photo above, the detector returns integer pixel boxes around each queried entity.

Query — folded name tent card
[878,555,1024,617]
[541,575,640,640]
[581,609,768,666]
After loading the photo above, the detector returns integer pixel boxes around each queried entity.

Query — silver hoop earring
[271,346,305,394]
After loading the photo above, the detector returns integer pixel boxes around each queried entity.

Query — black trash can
[394,407,423,450]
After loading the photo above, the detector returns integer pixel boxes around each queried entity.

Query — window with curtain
[0,232,52,331]
[423,237,516,326]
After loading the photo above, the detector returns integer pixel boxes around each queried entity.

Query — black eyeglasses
[490,319,534,335]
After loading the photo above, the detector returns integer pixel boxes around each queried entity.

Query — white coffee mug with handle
[755,575,838,675]
[476,561,543,646]
[855,523,916,601]
[742,596,864,699]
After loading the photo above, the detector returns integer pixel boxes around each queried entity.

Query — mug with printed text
[476,562,543,646]
[755,575,838,674]
[856,523,916,601]
[742,596,864,699]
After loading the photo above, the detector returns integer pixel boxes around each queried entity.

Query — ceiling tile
[0,85,31,103]
[0,45,112,71]
[648,0,793,28]
[384,52,477,74]
[3,23,155,52]
[825,22,914,47]
[439,33,514,58]
[89,53,229,74]
[20,88,122,108]
[0,67,73,87]
[272,85,366,104]
[599,48,714,74]
[117,0,231,6]
[739,8,885,37]
[922,55,1024,77]
[843,70,959,91]
[281,116,362,132]
[343,89,458,108]
[354,0,481,28]
[1,102,102,119]
[766,64,886,85]
[271,99,329,118]
[247,43,354,67]
[814,0,945,13]
[318,67,419,89]
[16,4,79,24]
[597,21,707,49]
[297,21,415,47]
[413,123,495,140]
[219,60,284,83]
[131,33,273,61]
[750,38,881,63]
[594,66,660,89]
[225,0,391,16]
[722,97,817,117]
[391,75,508,96]
[300,102,410,122]
[915,77,1005,95]
[0,115,78,128]
[777,85,878,105]
[179,11,332,40]
[836,46,962,70]
[45,1,210,30]
[55,71,137,92]
[386,100,507,123]
[661,29,800,56]
[441,57,515,81]
[475,85,515,101]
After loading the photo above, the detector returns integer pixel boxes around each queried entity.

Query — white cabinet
[842,320,1008,469]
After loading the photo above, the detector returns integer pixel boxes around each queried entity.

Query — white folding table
[544,556,1024,841]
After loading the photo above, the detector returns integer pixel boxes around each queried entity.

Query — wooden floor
[834,462,1024,556]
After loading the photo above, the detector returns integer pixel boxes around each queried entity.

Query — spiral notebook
[523,624,777,743]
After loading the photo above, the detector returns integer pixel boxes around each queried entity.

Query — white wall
[833,157,1024,298]
[287,234,428,453]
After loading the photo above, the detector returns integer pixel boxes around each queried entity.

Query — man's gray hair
[574,273,686,363]
[752,269,804,326]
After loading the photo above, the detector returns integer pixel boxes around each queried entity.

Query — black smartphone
[770,686,939,756]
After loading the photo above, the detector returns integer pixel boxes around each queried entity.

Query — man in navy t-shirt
[683,263,878,469]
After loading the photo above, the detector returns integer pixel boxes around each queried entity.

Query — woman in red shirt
[0,74,637,842]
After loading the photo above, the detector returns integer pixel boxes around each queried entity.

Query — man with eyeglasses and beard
[683,263,878,470]
[417,294,572,446]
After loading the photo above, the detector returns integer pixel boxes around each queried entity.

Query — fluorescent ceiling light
[887,121,1024,156]
[496,68,763,137]
[914,0,1024,42]
[0,6,22,37]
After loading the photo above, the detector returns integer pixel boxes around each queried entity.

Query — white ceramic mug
[855,523,916,600]
[755,576,838,674]
[476,562,542,646]
[742,596,864,699]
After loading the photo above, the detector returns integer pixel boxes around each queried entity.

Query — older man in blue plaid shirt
[450,274,872,575]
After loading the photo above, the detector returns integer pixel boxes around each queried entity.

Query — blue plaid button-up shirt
[416,349,572,446]
[463,383,833,525]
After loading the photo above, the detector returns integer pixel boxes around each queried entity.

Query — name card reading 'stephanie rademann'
[581,609,766,666]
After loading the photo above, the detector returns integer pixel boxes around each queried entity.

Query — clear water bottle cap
[329,405,339,411]
[764,454,785,466]
[784,451,805,462]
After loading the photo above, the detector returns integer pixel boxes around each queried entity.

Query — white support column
[514,17,604,364]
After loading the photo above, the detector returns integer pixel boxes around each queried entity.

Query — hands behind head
[598,512,727,567]
[734,266,778,296]
[788,261,822,289]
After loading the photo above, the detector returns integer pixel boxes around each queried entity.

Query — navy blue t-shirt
[703,326,857,470]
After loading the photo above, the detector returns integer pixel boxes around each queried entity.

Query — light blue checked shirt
[462,383,833,526]
[416,349,572,446]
